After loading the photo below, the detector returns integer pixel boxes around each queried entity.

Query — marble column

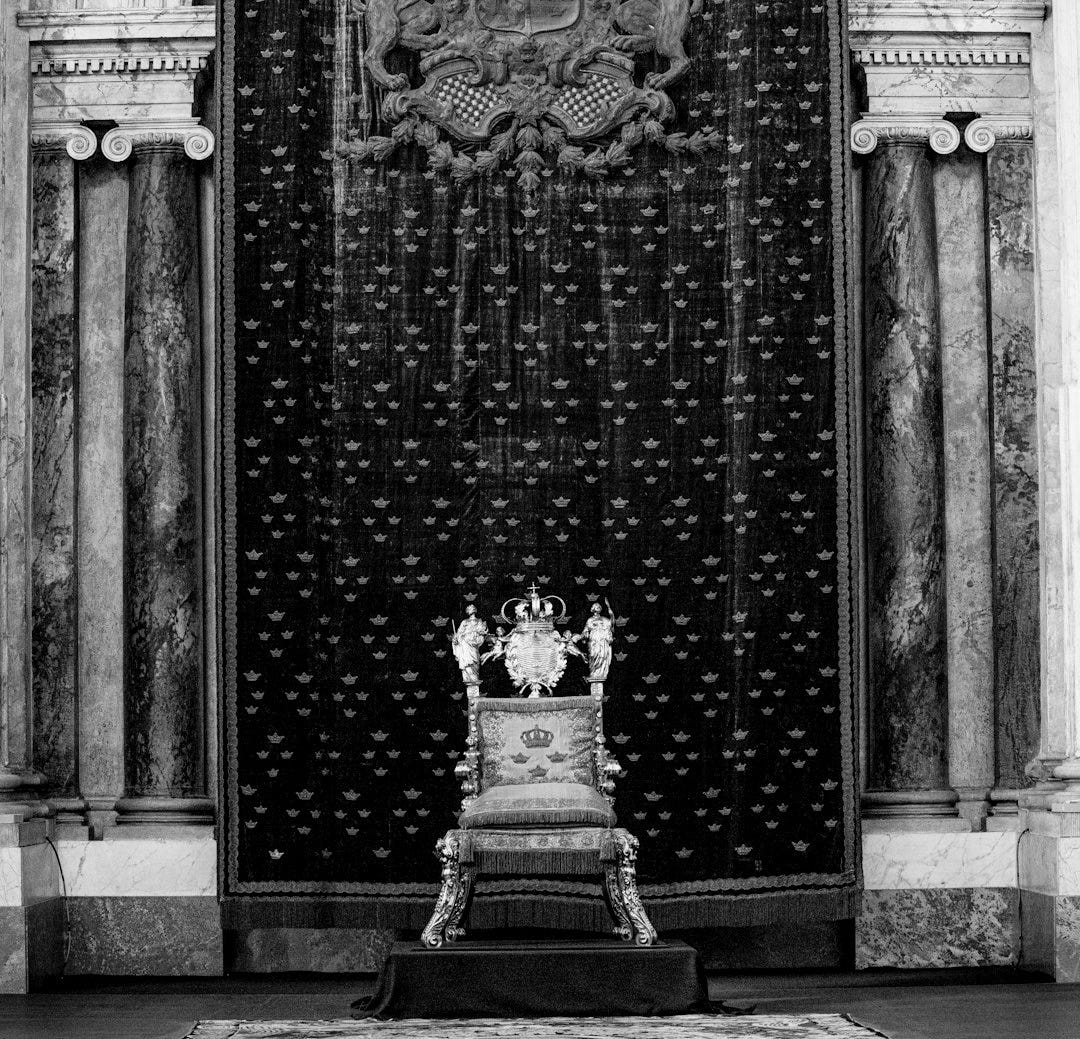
[29,139,82,820]
[985,140,1040,813]
[862,141,955,821]
[933,146,995,830]
[77,157,128,832]
[0,7,46,819]
[106,130,211,825]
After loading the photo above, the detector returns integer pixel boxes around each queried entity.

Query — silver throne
[420,585,657,948]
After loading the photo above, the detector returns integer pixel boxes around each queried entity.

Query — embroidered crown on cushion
[475,696,596,790]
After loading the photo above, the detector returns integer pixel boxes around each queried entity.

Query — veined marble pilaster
[987,142,1040,802]
[862,142,953,815]
[78,158,128,831]
[0,0,46,819]
[30,145,80,813]
[934,147,995,830]
[117,135,209,824]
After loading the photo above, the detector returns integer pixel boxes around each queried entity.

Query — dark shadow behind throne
[420,589,658,948]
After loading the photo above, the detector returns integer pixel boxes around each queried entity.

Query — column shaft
[78,158,129,829]
[118,143,209,823]
[29,149,80,815]
[987,142,1040,811]
[933,148,996,829]
[0,4,45,815]
[863,143,954,817]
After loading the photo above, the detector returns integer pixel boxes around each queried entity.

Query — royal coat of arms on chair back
[420,586,657,948]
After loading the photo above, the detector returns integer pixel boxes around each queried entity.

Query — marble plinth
[863,143,950,797]
[64,895,222,975]
[856,888,1019,969]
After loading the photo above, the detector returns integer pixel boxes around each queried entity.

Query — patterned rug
[187,1017,885,1038]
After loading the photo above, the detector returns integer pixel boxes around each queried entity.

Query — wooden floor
[1,971,1077,1039]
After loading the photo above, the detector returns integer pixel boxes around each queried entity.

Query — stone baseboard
[856,887,1020,968]
[0,898,64,993]
[64,896,222,975]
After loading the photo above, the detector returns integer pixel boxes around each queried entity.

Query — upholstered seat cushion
[458,782,616,829]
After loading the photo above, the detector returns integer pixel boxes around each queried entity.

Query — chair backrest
[472,696,599,793]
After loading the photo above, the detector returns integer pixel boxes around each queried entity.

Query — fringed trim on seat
[473,846,602,875]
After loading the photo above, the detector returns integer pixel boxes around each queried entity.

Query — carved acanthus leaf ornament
[343,0,721,185]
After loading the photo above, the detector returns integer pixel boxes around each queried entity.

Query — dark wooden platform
[362,937,709,1018]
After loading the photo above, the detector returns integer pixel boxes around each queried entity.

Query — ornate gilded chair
[420,586,657,948]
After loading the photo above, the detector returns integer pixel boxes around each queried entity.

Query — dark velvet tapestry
[220,0,859,927]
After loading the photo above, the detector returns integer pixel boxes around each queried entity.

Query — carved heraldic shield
[353,0,702,176]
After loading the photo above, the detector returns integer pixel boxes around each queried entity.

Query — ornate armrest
[455,751,480,807]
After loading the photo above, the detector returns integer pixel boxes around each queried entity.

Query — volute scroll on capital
[30,123,97,161]
[101,124,215,163]
[850,118,961,156]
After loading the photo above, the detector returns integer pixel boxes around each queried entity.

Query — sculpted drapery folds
[349,0,709,181]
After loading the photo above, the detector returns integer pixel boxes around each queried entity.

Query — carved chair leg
[613,831,658,946]
[420,831,467,949]
[444,863,476,943]
[602,861,633,941]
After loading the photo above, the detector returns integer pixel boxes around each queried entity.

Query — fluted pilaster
[862,142,955,821]
[115,133,211,825]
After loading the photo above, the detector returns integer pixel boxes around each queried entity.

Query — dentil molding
[19,2,214,147]
[850,0,1047,126]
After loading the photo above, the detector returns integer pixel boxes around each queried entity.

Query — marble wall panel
[856,887,1019,969]
[987,142,1040,790]
[64,896,222,975]
[29,150,78,798]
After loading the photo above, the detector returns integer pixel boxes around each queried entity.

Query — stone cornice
[849,1,1049,34]
[21,4,214,128]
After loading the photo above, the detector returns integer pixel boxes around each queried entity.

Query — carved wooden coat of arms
[349,0,709,183]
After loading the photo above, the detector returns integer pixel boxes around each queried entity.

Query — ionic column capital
[30,122,97,160]
[963,117,1034,153]
[851,117,962,156]
[102,121,214,163]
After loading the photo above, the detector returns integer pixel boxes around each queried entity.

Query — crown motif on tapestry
[521,726,555,749]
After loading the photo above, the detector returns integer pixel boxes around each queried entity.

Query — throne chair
[420,586,658,948]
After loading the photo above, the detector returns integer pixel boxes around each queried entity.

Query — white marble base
[55,828,216,897]
[863,830,1019,890]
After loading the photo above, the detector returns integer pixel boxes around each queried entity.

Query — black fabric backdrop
[219,0,860,928]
